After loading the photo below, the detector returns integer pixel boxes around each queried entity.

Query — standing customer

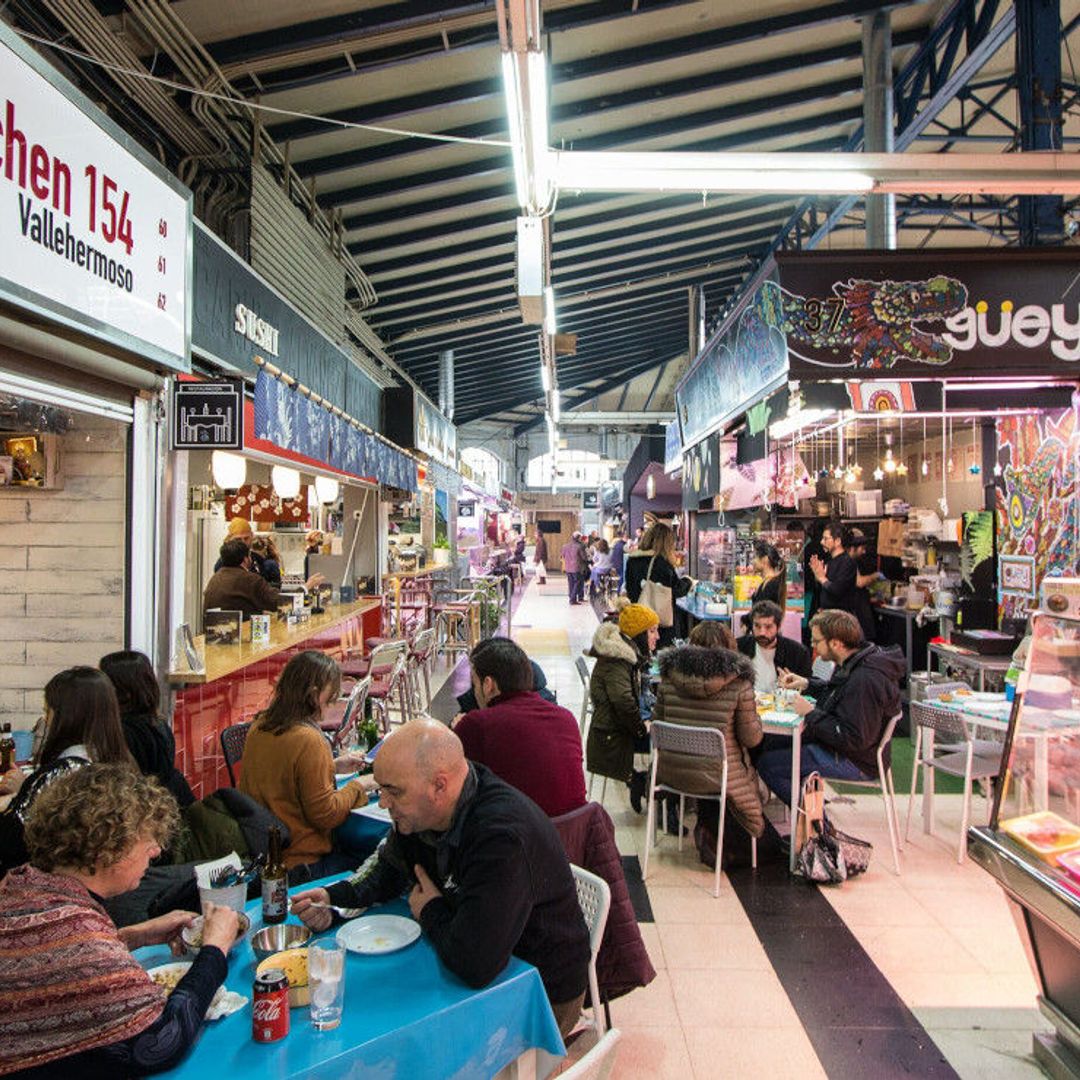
[652,633,765,866]
[610,533,627,591]
[239,650,375,883]
[809,524,875,643]
[533,527,548,585]
[589,539,615,597]
[561,531,585,605]
[100,650,195,809]
[0,765,239,1078]
[586,603,659,812]
[624,522,692,646]
[0,667,135,878]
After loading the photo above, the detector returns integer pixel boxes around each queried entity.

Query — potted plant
[432,536,452,566]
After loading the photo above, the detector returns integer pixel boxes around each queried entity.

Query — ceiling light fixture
[211,450,246,491]
[314,475,340,504]
[540,362,551,392]
[544,286,556,336]
[271,465,300,500]
[501,50,552,212]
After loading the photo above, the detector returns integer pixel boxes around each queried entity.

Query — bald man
[291,720,590,1035]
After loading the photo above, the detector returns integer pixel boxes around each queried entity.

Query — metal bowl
[250,923,311,962]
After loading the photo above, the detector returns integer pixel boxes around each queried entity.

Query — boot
[628,770,647,815]
[663,795,688,837]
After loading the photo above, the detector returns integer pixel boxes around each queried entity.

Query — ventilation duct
[438,351,455,421]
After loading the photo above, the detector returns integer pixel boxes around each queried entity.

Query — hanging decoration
[896,417,908,477]
[872,419,885,482]
[921,416,930,476]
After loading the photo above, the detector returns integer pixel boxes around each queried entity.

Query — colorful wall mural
[996,400,1080,618]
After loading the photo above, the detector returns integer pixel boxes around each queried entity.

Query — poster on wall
[777,249,1080,379]
[999,555,1037,599]
[675,274,788,448]
[0,23,191,371]
[995,405,1080,618]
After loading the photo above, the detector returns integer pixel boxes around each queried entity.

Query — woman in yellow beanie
[585,603,660,813]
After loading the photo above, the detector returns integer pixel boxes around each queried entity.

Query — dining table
[756,695,804,873]
[136,884,566,1080]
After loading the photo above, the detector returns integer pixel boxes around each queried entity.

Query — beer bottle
[0,724,14,773]
[261,826,287,925]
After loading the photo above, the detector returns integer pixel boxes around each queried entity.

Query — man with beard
[756,610,904,806]
[736,600,812,692]
[809,524,876,643]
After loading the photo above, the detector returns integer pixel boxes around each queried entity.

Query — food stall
[969,605,1080,1078]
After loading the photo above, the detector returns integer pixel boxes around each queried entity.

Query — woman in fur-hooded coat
[652,644,765,837]
[586,621,649,783]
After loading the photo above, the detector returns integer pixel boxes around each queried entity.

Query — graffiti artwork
[995,405,1080,617]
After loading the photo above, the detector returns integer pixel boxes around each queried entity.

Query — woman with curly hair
[240,650,376,883]
[0,667,134,878]
[0,764,240,1078]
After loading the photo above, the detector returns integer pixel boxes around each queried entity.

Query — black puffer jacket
[803,644,905,775]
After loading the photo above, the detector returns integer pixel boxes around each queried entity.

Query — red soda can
[252,969,290,1043]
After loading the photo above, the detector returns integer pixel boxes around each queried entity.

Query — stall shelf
[970,612,1080,1079]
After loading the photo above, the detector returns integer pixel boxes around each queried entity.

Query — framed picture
[204,609,242,646]
[999,555,1037,599]
[0,456,12,486]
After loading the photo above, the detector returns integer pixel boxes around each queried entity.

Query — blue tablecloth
[675,595,733,622]
[136,889,564,1079]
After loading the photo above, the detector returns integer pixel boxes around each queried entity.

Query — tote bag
[639,556,674,627]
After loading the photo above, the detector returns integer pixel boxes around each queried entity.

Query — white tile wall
[0,415,127,729]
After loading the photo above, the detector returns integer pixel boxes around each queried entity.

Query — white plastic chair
[570,864,611,1037]
[558,1028,622,1080]
[642,721,755,898]
[831,712,904,874]
[906,700,1004,863]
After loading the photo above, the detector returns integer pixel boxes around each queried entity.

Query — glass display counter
[969,612,1080,1077]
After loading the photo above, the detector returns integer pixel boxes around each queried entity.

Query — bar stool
[368,654,411,733]
[341,638,407,683]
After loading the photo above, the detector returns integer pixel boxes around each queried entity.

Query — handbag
[535,560,547,582]
[795,773,873,883]
[638,556,674,627]
[794,772,825,855]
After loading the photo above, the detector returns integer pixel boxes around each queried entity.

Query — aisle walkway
[501,576,1047,1079]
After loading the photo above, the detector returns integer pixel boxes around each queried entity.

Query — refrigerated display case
[969,611,1080,1078]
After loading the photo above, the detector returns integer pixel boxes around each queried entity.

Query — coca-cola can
[252,969,290,1043]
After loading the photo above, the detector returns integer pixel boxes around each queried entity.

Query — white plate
[351,803,393,824]
[336,914,420,955]
[146,963,246,1020]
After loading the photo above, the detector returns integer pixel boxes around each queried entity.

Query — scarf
[0,865,166,1074]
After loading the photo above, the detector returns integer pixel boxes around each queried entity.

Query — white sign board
[0,26,191,371]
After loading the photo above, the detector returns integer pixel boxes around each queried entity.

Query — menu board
[0,23,191,370]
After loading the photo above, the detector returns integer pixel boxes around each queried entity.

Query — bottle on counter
[261,826,287,925]
[0,723,15,773]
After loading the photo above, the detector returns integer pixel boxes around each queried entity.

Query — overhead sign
[0,24,190,371]
[664,421,682,474]
[776,249,1080,379]
[582,491,599,509]
[415,394,457,467]
[681,433,720,510]
[171,379,244,449]
[675,274,788,449]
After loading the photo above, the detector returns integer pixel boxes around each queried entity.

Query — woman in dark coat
[749,541,787,611]
[623,522,692,647]
[100,651,194,809]
[585,604,659,811]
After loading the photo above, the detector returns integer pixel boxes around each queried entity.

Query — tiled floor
[425,577,1051,1078]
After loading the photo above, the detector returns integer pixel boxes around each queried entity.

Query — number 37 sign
[0,23,191,371]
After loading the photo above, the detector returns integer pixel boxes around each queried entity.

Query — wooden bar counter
[169,599,382,798]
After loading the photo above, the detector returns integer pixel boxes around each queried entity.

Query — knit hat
[619,603,660,639]
[226,517,253,537]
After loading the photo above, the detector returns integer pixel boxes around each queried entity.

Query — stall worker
[810,524,875,644]
[736,601,813,692]
[452,638,586,818]
[756,610,903,806]
[290,720,591,1039]
[203,539,323,620]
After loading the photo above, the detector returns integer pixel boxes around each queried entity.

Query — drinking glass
[309,939,346,1031]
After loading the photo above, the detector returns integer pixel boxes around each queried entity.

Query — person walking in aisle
[561,532,585,605]
[533,528,548,585]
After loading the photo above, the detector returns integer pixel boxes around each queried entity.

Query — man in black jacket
[736,600,812,692]
[290,719,590,1037]
[756,610,903,805]
[810,524,875,643]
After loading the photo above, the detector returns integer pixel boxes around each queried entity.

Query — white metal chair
[322,675,371,753]
[642,721,755,898]
[570,864,611,1037]
[558,1028,622,1080]
[407,627,436,712]
[369,654,411,732]
[906,700,1005,863]
[831,712,904,874]
[575,655,593,736]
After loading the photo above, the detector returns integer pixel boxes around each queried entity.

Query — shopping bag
[639,557,674,626]
[794,772,825,855]
[535,560,547,583]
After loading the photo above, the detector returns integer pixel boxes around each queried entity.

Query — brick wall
[0,414,127,730]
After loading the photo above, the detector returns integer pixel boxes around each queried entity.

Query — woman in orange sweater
[240,651,375,883]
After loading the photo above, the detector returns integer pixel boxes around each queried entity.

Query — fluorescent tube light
[544,286,556,336]
[540,363,551,392]
[552,393,560,423]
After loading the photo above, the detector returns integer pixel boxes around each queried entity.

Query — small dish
[146,963,243,1020]
[336,914,420,955]
[251,923,311,962]
[181,911,250,955]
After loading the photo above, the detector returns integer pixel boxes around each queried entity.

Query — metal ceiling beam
[559,412,676,425]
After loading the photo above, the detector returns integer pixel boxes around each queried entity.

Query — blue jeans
[756,741,870,808]
[566,571,580,602]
